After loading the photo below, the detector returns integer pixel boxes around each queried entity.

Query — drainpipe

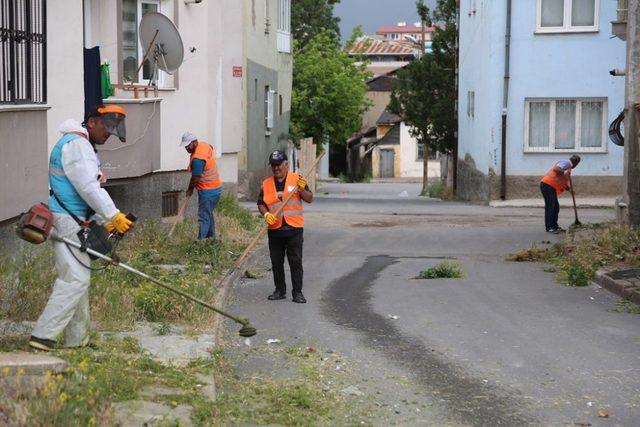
[501,0,512,200]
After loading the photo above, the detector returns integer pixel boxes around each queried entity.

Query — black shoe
[268,291,286,301]
[292,293,307,304]
[29,336,56,351]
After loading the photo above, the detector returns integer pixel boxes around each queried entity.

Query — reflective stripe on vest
[262,172,304,230]
[48,132,92,219]
[188,142,222,190]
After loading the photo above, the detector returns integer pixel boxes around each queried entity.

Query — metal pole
[625,0,640,226]
[500,0,512,200]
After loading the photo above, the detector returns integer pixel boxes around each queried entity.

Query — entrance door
[379,149,394,178]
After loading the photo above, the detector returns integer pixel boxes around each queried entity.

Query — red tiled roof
[376,24,436,34]
[348,37,419,56]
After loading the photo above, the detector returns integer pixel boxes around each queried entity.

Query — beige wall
[0,109,49,221]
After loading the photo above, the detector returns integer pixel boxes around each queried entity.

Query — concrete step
[0,351,67,376]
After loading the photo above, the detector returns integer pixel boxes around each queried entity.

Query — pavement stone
[490,197,615,208]
[112,400,193,427]
[0,351,67,376]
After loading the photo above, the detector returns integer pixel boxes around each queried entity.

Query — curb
[212,242,267,343]
[593,270,640,305]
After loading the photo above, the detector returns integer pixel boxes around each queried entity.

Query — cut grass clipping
[507,223,640,287]
[416,260,464,279]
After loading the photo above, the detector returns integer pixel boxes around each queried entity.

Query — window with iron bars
[0,0,47,104]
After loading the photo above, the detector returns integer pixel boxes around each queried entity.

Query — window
[277,0,291,53]
[161,191,180,217]
[0,0,47,104]
[524,98,607,152]
[265,86,274,130]
[122,0,163,84]
[536,0,599,33]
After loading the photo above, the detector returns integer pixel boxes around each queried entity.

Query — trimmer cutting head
[239,324,257,337]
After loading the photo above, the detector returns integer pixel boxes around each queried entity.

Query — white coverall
[32,120,120,347]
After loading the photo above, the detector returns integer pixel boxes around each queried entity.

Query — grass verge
[0,193,260,331]
[507,223,640,287]
[415,260,464,279]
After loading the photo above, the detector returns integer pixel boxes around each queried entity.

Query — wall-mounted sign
[232,66,243,78]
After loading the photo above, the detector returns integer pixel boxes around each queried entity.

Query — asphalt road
[228,182,640,426]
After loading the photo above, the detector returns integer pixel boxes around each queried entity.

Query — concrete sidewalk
[490,197,615,209]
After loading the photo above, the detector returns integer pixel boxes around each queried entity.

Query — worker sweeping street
[258,150,313,303]
[540,155,581,233]
[30,105,135,351]
[180,132,223,240]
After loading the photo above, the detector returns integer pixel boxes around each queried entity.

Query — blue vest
[48,132,92,219]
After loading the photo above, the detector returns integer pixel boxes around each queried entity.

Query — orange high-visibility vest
[188,142,222,191]
[262,172,304,230]
[541,162,571,195]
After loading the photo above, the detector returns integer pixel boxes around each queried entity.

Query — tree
[290,31,371,150]
[291,0,341,50]
[389,0,457,195]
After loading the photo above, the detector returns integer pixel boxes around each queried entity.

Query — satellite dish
[138,12,184,83]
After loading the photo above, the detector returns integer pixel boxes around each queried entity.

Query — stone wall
[456,154,491,202]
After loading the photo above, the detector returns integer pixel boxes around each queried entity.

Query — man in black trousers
[257,150,313,303]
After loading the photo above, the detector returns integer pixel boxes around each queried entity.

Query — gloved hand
[264,212,277,226]
[105,212,133,234]
[296,177,307,191]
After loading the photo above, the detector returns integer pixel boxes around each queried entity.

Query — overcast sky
[334,0,437,43]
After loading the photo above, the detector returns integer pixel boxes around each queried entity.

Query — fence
[0,0,46,104]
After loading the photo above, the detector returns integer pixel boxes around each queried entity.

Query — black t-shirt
[257,173,310,235]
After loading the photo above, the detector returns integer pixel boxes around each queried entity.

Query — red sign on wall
[232,66,243,78]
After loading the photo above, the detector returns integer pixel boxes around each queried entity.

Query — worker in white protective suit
[29,105,135,351]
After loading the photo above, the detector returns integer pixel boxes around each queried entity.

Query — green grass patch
[338,172,371,183]
[0,196,260,330]
[422,179,449,199]
[416,260,464,279]
[0,335,219,426]
[508,223,640,287]
[614,299,640,314]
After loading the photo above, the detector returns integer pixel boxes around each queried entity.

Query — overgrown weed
[416,260,464,279]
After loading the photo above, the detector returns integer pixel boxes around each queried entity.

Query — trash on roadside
[587,401,593,407]
[244,338,252,347]
[306,346,317,353]
[398,191,409,198]
[266,338,281,344]
[597,409,609,418]
[388,314,399,320]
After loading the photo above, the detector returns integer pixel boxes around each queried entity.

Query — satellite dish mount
[137,12,184,87]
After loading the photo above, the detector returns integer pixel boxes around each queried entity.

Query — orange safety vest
[188,142,222,191]
[541,162,571,195]
[262,172,304,230]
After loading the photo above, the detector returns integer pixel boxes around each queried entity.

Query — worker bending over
[258,151,313,303]
[540,155,581,233]
[30,106,135,351]
[180,132,223,240]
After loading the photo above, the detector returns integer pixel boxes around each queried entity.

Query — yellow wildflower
[88,375,96,384]
[44,370,52,379]
[171,401,178,408]
[88,417,96,426]
[78,358,89,372]
[2,367,9,376]
[59,392,68,403]
[55,374,63,382]
[16,368,25,377]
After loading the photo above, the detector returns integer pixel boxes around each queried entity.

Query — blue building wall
[458,0,625,200]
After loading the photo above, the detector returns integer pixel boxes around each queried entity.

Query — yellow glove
[296,177,307,191]
[264,212,277,226]
[107,212,133,234]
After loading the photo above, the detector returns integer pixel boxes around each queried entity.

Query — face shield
[101,113,127,142]
[97,105,128,143]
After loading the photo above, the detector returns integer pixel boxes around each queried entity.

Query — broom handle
[218,151,325,283]
[168,194,191,237]
[568,174,579,221]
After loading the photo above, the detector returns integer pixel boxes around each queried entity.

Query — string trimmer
[50,232,257,337]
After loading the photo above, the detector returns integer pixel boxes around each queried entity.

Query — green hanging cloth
[100,62,114,98]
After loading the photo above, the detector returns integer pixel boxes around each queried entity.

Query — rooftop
[376,22,437,34]
[348,37,420,57]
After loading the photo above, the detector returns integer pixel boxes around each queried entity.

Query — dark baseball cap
[269,150,288,165]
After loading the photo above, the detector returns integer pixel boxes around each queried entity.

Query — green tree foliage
[389,0,457,192]
[291,0,341,50]
[344,24,364,51]
[290,31,371,147]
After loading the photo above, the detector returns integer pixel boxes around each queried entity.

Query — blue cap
[268,150,288,165]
